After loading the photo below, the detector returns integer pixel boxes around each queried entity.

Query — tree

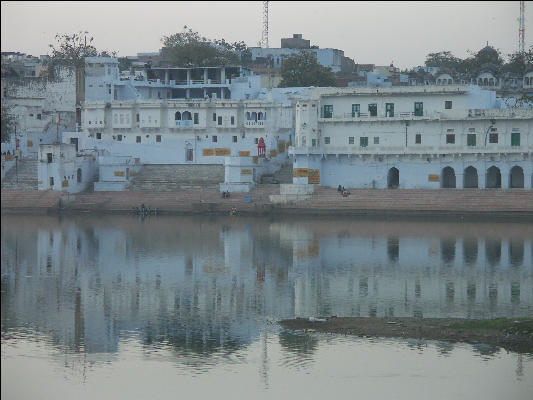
[278,52,336,87]
[503,47,533,75]
[161,26,248,67]
[47,31,115,78]
[425,51,463,70]
[1,104,16,143]
[118,57,132,72]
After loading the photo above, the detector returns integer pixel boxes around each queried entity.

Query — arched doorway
[486,166,501,188]
[387,167,399,189]
[77,168,82,183]
[463,166,478,188]
[441,167,456,188]
[509,166,524,188]
[182,111,192,121]
[175,111,182,120]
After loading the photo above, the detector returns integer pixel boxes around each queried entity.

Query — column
[186,69,191,85]
[204,68,208,84]
[501,166,509,190]
[221,67,226,84]
[165,70,169,84]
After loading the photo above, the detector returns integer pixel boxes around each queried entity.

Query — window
[218,116,222,125]
[511,132,520,146]
[117,134,122,141]
[445,101,452,109]
[136,114,140,122]
[312,139,317,147]
[231,116,235,125]
[349,137,354,144]
[37,114,41,120]
[446,134,455,144]
[88,121,91,125]
[352,104,360,117]
[47,153,53,163]
[374,136,379,144]
[186,148,193,161]
[232,136,237,143]
[156,135,161,142]
[415,134,422,144]
[489,133,498,143]
[385,103,394,117]
[368,103,377,117]
[49,177,54,186]
[414,102,423,116]
[325,137,330,144]
[96,133,102,140]
[467,134,476,146]
[213,113,217,122]
[360,137,369,147]
[323,105,333,118]
[212,135,217,142]
[194,113,199,125]
[136,136,141,143]
[254,138,258,144]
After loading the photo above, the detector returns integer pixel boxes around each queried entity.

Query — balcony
[175,120,193,128]
[245,120,265,127]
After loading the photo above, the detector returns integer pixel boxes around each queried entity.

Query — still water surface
[1,215,532,399]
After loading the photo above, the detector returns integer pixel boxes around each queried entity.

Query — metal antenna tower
[519,1,525,52]
[262,1,269,48]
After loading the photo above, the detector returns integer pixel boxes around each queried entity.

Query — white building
[290,85,533,189]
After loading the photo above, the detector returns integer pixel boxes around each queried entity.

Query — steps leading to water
[1,159,38,190]
[128,164,224,192]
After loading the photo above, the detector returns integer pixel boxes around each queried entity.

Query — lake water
[2,214,532,399]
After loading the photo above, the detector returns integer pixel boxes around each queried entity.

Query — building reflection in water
[1,215,532,365]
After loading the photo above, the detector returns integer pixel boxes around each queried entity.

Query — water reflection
[1,215,532,364]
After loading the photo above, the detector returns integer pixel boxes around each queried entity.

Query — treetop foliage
[278,51,336,88]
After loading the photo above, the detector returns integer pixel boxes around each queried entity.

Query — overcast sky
[1,1,531,69]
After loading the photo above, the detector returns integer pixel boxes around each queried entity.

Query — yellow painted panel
[252,156,258,164]
[215,148,231,156]
[308,169,320,184]
[134,158,140,164]
[293,168,309,178]
[270,149,277,157]
[241,169,252,175]
[129,171,136,176]
[27,140,33,147]
[239,151,250,156]
[114,171,125,177]
[203,149,214,156]
[428,174,440,182]
[5,155,13,161]
[278,140,286,154]
[61,180,69,187]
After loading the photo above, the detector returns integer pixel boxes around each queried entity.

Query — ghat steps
[1,159,38,190]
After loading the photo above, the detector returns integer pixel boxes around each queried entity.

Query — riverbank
[2,187,533,218]
[279,317,533,353]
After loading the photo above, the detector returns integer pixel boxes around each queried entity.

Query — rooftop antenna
[262,1,269,48]
[519,1,525,53]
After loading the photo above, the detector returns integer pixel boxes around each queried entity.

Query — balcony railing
[175,120,193,128]
[245,120,265,127]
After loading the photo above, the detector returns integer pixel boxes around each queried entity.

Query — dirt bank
[279,317,533,353]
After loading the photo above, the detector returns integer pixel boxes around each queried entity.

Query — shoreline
[279,317,533,354]
[2,188,533,220]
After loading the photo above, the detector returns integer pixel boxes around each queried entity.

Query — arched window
[463,166,478,188]
[448,79,452,84]
[387,167,399,189]
[486,166,501,188]
[251,112,257,121]
[441,167,456,188]
[258,112,263,121]
[489,78,494,86]
[483,78,488,86]
[175,111,181,121]
[509,166,524,188]
[246,112,251,120]
[182,111,192,120]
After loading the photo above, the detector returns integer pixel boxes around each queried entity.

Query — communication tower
[519,1,525,53]
[262,1,269,48]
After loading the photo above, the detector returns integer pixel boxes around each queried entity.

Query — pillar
[186,69,191,85]
[204,68,208,84]
[221,67,226,84]
[165,70,169,84]
[501,166,509,190]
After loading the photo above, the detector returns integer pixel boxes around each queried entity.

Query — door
[414,102,423,116]
[386,103,394,117]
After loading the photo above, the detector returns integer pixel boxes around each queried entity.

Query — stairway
[128,164,225,192]
[1,159,38,190]
[273,163,293,184]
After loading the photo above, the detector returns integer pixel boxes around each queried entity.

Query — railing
[175,120,193,128]
[245,120,265,127]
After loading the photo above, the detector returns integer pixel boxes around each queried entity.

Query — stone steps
[128,164,224,192]
[1,159,38,190]
[1,190,60,210]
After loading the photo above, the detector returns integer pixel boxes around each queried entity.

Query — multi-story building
[290,85,533,189]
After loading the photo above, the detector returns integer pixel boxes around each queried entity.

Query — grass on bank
[449,318,533,334]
